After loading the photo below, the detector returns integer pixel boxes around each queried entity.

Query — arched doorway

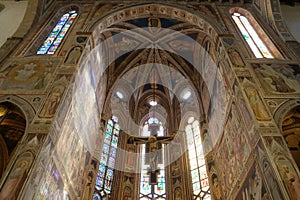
[282,105,300,170]
[0,101,26,180]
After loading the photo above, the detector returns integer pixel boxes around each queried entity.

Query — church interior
[0,0,300,199]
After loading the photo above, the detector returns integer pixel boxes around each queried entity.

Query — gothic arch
[229,7,284,59]
[274,99,300,129]
[281,105,300,169]
[69,4,234,199]
[23,4,81,56]
[85,3,225,34]
[274,100,300,170]
[0,100,27,188]
[0,95,35,125]
[0,0,40,63]
[264,0,298,43]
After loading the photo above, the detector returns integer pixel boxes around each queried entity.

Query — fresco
[253,63,300,95]
[216,101,250,196]
[257,140,285,200]
[235,162,271,200]
[34,158,70,200]
[264,136,300,199]
[0,59,59,91]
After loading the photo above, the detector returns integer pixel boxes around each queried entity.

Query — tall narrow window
[232,12,273,58]
[37,10,77,55]
[94,116,120,200]
[186,117,210,200]
[140,118,166,200]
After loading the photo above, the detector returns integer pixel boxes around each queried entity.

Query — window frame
[185,118,211,200]
[230,8,283,59]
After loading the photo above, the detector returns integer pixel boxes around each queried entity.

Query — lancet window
[232,12,273,58]
[94,116,120,200]
[186,117,210,199]
[37,10,77,55]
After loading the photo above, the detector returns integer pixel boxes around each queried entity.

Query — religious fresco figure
[228,48,245,67]
[114,37,139,54]
[212,175,222,200]
[254,64,297,93]
[244,86,270,121]
[14,63,37,81]
[279,164,300,200]
[64,46,83,65]
[39,85,65,118]
[174,187,182,200]
[0,160,29,200]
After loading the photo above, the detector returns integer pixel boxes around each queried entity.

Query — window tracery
[186,117,210,200]
[94,116,120,200]
[140,118,166,200]
[232,12,273,58]
[37,10,77,55]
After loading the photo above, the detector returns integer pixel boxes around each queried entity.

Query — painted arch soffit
[86,3,224,36]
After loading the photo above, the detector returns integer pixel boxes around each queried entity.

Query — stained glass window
[37,10,78,55]
[94,116,120,199]
[186,117,210,199]
[232,12,273,58]
[140,118,166,199]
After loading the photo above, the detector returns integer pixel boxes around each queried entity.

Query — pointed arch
[94,116,120,199]
[37,10,78,54]
[23,5,80,56]
[185,116,210,199]
[0,101,26,187]
[230,7,283,59]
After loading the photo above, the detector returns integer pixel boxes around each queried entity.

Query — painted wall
[281,4,300,42]
[0,1,28,48]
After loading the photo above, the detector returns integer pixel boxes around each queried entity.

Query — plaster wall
[281,4,300,42]
[0,1,28,48]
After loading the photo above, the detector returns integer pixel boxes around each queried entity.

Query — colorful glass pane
[112,115,118,123]
[108,120,113,126]
[95,119,120,197]
[111,135,118,147]
[106,168,114,180]
[93,193,101,200]
[201,178,209,188]
[104,180,111,191]
[191,169,200,183]
[113,128,119,136]
[96,176,104,190]
[103,144,110,153]
[106,125,112,134]
[98,164,106,175]
[108,157,115,168]
[100,156,108,166]
[193,182,201,192]
[199,165,208,180]
[140,172,150,194]
[37,11,77,55]
[104,133,111,144]
[115,124,120,130]
[109,147,117,157]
